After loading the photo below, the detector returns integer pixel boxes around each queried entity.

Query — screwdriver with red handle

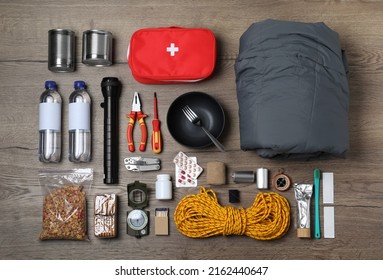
[151,92,162,153]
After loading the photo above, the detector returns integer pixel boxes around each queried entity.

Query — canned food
[48,29,75,72]
[82,30,113,66]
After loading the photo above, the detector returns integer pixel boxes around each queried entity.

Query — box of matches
[155,208,169,236]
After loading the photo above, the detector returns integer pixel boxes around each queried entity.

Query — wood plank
[1,0,383,260]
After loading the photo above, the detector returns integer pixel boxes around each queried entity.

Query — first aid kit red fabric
[128,27,216,84]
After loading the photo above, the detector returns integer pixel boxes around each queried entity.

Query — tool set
[39,23,338,242]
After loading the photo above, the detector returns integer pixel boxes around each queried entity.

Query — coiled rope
[174,186,290,240]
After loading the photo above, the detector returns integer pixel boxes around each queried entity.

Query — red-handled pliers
[126,92,147,152]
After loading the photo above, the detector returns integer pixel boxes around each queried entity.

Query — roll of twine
[174,186,290,240]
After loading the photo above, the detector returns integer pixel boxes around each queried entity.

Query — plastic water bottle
[68,80,91,162]
[38,81,62,163]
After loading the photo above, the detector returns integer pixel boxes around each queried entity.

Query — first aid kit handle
[165,26,182,29]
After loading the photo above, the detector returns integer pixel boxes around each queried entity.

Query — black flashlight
[101,77,121,184]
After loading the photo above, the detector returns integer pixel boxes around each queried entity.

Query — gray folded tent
[235,19,349,159]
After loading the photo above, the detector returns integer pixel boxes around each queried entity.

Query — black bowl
[167,92,225,148]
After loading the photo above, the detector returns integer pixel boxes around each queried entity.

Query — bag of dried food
[38,168,93,241]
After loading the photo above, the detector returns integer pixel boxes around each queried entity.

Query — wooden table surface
[1,0,382,260]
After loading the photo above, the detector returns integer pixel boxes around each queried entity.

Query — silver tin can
[82,30,113,66]
[232,171,255,183]
[48,29,75,72]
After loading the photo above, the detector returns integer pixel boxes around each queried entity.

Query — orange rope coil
[174,186,290,240]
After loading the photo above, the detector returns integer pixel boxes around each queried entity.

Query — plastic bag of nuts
[38,169,93,241]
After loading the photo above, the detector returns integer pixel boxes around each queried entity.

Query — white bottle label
[39,103,61,131]
[69,103,90,130]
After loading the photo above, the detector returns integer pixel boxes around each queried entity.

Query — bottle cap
[74,80,86,89]
[157,174,171,180]
[45,80,57,90]
[297,228,311,238]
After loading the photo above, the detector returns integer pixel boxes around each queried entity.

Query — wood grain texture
[1,0,383,260]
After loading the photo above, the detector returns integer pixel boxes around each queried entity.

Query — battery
[232,171,255,183]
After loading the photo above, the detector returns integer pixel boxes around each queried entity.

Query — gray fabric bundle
[235,19,349,158]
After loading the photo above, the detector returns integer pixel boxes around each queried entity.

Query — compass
[126,181,149,238]
[272,169,292,192]
[127,209,149,234]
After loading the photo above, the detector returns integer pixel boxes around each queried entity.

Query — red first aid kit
[127,27,216,84]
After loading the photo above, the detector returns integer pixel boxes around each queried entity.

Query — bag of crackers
[38,169,93,241]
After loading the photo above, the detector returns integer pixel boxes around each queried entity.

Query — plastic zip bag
[38,168,93,241]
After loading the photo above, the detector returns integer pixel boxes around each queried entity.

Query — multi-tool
[124,157,161,172]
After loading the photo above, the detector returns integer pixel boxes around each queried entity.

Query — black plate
[167,92,225,148]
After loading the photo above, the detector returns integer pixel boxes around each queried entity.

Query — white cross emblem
[166,43,179,56]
